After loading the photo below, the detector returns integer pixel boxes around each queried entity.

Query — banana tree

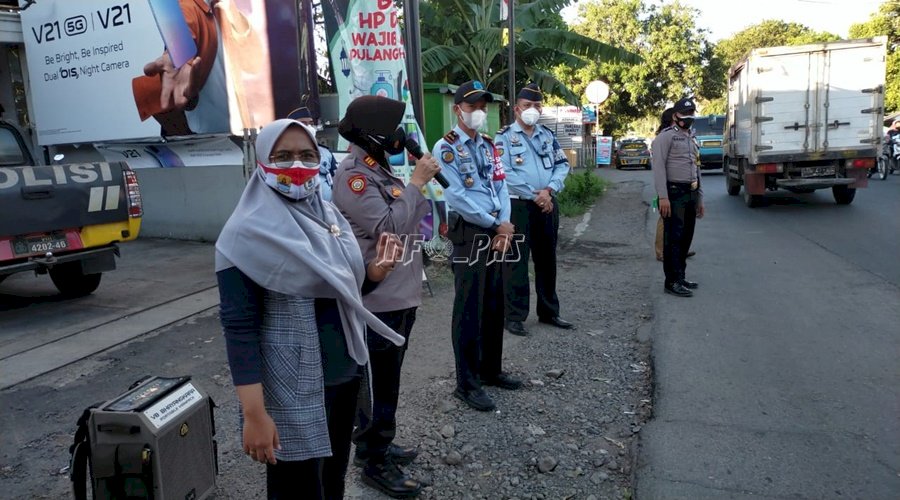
[420,0,640,104]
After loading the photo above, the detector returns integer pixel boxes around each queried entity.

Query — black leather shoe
[506,320,528,336]
[664,282,693,297]
[453,387,496,411]
[482,373,522,390]
[387,444,418,466]
[354,444,418,468]
[678,279,698,289]
[538,316,574,329]
[362,460,422,498]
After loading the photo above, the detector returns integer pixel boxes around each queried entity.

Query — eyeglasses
[269,150,320,167]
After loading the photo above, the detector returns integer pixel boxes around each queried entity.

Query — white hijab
[215,119,404,365]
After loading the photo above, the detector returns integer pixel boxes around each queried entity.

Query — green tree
[419,0,639,104]
[850,0,900,113]
[715,20,840,72]
[553,0,722,135]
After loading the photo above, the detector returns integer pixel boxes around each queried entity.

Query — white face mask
[520,107,541,126]
[460,109,487,131]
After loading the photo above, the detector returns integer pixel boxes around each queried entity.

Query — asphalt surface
[2,167,897,498]
[628,168,900,499]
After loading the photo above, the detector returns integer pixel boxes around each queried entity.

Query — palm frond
[516,0,573,28]
[422,45,466,76]
[524,67,580,105]
[518,29,641,64]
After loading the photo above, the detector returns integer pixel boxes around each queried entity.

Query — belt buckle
[690,181,698,190]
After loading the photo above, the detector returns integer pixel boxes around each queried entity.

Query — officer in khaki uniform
[332,96,440,498]
[433,80,522,413]
[651,97,705,297]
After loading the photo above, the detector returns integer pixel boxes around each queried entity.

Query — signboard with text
[596,136,612,165]
[20,0,301,146]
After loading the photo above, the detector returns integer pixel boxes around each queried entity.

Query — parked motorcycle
[871,134,897,180]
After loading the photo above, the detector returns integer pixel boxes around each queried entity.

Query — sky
[561,0,883,41]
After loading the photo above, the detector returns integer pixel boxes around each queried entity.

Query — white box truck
[723,37,887,207]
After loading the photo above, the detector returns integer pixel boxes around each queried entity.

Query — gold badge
[179,423,189,437]
[391,186,403,198]
[348,175,366,193]
[464,176,475,187]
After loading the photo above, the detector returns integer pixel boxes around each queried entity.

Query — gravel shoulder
[0,174,655,499]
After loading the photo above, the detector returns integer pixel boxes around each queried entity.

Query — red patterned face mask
[257,161,320,200]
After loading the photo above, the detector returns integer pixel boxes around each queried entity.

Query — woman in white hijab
[216,119,405,499]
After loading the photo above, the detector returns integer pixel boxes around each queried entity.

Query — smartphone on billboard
[147,0,198,69]
[145,144,186,168]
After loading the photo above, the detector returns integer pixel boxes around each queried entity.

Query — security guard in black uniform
[650,97,706,297]
[494,83,573,336]
[433,80,522,412]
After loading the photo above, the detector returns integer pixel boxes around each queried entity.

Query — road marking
[574,210,592,239]
[0,287,220,390]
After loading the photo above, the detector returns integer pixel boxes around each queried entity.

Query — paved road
[0,239,218,389]
[625,168,900,499]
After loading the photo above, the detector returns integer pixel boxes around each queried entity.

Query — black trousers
[352,307,417,462]
[663,183,699,284]
[451,221,505,392]
[504,198,561,322]
[265,378,360,500]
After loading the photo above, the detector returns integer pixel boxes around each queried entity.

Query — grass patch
[557,170,609,217]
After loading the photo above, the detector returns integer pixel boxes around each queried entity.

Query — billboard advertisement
[20,0,301,146]
[596,136,613,165]
[323,0,447,243]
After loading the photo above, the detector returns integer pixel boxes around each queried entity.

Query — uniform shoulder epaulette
[497,125,510,135]
[443,130,459,143]
[480,133,494,143]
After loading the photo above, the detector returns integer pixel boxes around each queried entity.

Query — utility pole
[507,0,516,122]
[403,0,426,130]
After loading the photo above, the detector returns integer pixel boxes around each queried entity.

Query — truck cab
[0,118,142,296]
[692,114,725,171]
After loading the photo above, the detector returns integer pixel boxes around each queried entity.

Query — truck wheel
[725,168,740,196]
[832,185,856,205]
[743,189,763,207]
[49,263,102,297]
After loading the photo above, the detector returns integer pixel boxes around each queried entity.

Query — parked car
[615,138,651,169]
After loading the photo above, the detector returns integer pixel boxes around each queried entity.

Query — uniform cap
[517,83,543,102]
[454,80,493,104]
[286,106,312,121]
[672,97,696,115]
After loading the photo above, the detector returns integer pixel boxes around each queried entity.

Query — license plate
[801,166,835,178]
[12,233,69,257]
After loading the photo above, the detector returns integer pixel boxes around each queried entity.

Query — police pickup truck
[0,122,142,296]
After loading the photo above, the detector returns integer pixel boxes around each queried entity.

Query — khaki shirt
[332,145,431,313]
[651,126,702,201]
